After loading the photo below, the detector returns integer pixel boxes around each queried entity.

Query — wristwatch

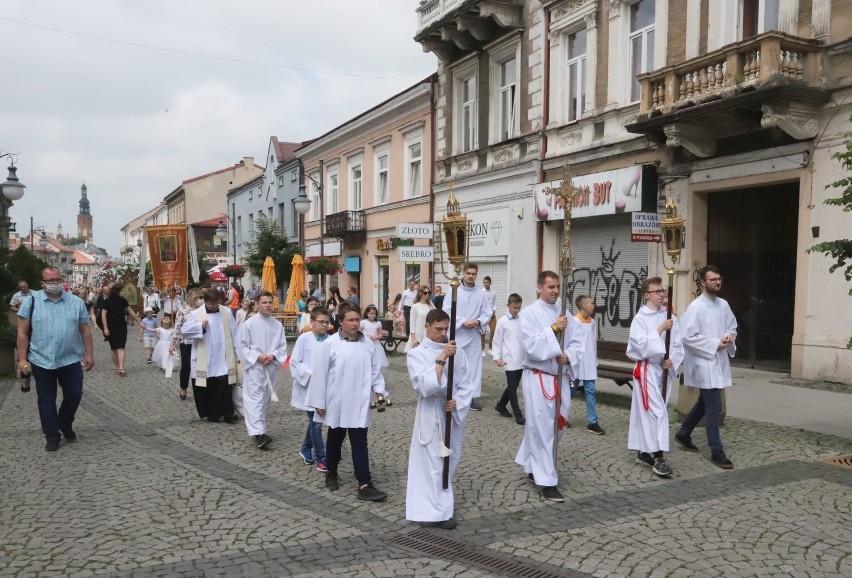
[435,358,447,366]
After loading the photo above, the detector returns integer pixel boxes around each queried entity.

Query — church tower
[77,183,93,242]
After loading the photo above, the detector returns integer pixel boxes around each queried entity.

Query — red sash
[634,360,651,412]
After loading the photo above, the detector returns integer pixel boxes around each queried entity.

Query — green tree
[243,216,300,288]
[809,122,852,348]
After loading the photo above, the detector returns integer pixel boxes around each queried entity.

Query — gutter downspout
[537,8,552,274]
[429,73,437,287]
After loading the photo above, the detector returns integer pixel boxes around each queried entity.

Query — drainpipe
[428,73,437,287]
[537,8,552,274]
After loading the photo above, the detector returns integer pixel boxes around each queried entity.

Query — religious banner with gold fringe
[146,225,189,290]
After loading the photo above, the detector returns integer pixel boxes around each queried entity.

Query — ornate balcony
[415,0,523,61]
[324,210,366,239]
[626,32,830,158]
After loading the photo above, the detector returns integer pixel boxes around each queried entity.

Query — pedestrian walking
[514,271,584,502]
[306,302,388,501]
[405,308,475,530]
[289,306,331,472]
[676,265,737,469]
[102,282,141,376]
[237,291,288,450]
[170,289,202,401]
[627,277,684,478]
[572,295,605,435]
[398,279,418,336]
[16,266,95,452]
[441,263,492,411]
[404,286,434,352]
[9,279,32,313]
[493,293,525,425]
[226,282,241,319]
[481,275,497,356]
[139,308,157,363]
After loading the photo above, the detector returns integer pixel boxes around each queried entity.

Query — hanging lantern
[660,196,685,267]
[441,190,470,276]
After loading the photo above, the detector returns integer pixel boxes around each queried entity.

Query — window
[248,214,254,237]
[406,141,422,198]
[237,216,242,243]
[405,264,421,286]
[628,0,655,103]
[268,207,273,221]
[351,164,363,210]
[498,58,517,140]
[278,202,286,232]
[460,76,477,152]
[376,152,389,204]
[741,0,779,38]
[310,174,320,221]
[328,173,339,214]
[567,29,587,122]
[278,176,284,186]
[249,188,253,201]
[291,170,298,182]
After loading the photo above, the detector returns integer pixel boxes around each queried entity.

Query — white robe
[442,284,492,397]
[306,333,386,429]
[626,305,684,454]
[514,299,584,487]
[680,295,737,389]
[238,314,288,436]
[181,306,238,380]
[573,315,598,381]
[151,327,177,374]
[289,331,327,411]
[405,338,475,522]
[360,319,389,368]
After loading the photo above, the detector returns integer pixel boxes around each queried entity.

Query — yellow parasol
[261,256,279,310]
[283,254,305,314]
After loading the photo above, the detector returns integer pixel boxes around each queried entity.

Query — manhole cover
[821,455,852,469]
[387,528,574,578]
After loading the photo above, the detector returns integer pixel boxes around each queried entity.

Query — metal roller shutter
[564,214,648,344]
[475,261,508,318]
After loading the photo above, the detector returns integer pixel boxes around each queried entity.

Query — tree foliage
[809,120,852,347]
[0,246,48,332]
[243,216,301,287]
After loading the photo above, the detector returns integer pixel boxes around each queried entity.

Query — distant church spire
[77,183,93,242]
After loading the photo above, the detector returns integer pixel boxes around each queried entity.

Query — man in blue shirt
[17,267,95,452]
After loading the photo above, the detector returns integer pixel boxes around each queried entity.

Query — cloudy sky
[1,1,436,255]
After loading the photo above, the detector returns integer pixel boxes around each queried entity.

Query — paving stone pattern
[1,339,851,577]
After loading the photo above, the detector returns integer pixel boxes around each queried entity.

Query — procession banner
[146,225,189,290]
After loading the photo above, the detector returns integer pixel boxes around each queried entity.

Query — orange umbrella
[283,254,305,314]
[261,256,279,310]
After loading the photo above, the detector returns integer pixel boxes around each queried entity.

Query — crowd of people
[14,262,739,530]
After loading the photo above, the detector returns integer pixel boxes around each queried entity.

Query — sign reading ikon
[396,222,434,240]
[397,246,435,262]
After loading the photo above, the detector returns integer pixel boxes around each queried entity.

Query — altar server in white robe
[514,271,584,503]
[676,265,737,470]
[405,308,475,529]
[307,301,388,501]
[442,262,492,410]
[237,291,288,450]
[627,276,684,478]
[180,288,239,424]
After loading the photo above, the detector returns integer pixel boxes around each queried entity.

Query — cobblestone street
[2,338,851,577]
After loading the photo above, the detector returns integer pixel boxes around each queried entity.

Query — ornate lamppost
[659,196,685,398]
[0,154,26,250]
[434,186,471,489]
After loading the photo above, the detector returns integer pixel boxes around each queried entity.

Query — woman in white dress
[404,286,435,353]
[360,305,389,368]
[151,315,177,375]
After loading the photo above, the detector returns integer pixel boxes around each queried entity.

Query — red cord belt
[634,360,651,411]
[532,369,568,430]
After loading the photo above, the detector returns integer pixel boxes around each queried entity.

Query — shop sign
[533,165,658,221]
[396,222,434,240]
[631,212,661,242]
[376,237,415,251]
[397,246,435,262]
[467,208,509,257]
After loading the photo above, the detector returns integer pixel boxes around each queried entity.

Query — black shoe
[222,414,238,424]
[541,486,564,502]
[469,400,482,411]
[61,429,77,442]
[652,457,673,477]
[711,453,734,470]
[587,422,605,435]
[45,440,60,452]
[254,434,271,450]
[325,473,339,491]
[515,415,526,425]
[439,517,457,529]
[675,431,699,452]
[564,420,571,429]
[357,482,388,501]
[527,473,535,484]
[495,404,512,418]
[636,451,654,468]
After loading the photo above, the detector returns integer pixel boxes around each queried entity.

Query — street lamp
[299,160,326,293]
[659,196,686,398]
[212,208,237,267]
[0,153,26,250]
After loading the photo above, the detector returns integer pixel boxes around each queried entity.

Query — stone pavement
[1,338,851,577]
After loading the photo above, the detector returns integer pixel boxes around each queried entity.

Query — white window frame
[549,3,597,126]
[374,142,390,206]
[738,0,780,38]
[309,172,320,221]
[627,0,655,104]
[327,167,340,215]
[349,156,363,211]
[290,169,298,182]
[566,28,587,122]
[451,56,479,154]
[488,37,521,144]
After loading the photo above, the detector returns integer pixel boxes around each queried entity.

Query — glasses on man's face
[705,277,723,283]
[314,320,330,326]
[646,289,668,296]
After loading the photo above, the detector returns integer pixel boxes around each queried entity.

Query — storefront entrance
[706,182,798,370]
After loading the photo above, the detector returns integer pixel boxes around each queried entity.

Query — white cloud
[0,1,435,253]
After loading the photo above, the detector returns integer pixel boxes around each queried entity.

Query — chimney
[242,156,254,168]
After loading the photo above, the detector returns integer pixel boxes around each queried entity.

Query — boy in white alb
[237,291,288,450]
[571,295,605,435]
[492,293,525,424]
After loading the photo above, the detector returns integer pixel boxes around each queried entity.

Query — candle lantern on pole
[434,186,470,489]
[659,196,685,399]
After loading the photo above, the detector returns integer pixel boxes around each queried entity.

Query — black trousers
[403,305,412,336]
[192,375,234,421]
[497,369,523,416]
[179,343,192,391]
[326,427,371,485]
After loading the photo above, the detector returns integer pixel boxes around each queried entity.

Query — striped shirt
[17,290,89,370]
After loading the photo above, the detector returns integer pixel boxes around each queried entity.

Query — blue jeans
[301,411,326,462]
[31,362,84,442]
[679,388,724,456]
[572,379,598,425]
[326,427,371,485]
